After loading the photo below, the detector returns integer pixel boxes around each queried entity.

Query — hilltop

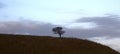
[0,34,119,54]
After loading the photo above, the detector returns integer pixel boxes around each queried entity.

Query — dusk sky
[0,0,120,52]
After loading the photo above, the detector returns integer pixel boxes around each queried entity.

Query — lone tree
[52,27,65,38]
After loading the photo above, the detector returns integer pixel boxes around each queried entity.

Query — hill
[0,34,120,54]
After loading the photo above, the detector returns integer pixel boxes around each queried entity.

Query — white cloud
[89,37,120,52]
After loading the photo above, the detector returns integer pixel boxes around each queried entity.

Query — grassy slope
[0,34,120,54]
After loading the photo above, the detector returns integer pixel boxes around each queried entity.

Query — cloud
[0,21,57,36]
[77,15,120,28]
[0,15,120,38]
[0,2,6,8]
[0,20,100,38]
[67,14,120,38]
[89,37,120,52]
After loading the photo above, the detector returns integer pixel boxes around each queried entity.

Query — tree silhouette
[52,27,65,38]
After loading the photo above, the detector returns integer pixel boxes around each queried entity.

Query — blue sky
[0,0,120,52]
[0,0,120,25]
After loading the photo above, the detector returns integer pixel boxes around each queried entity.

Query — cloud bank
[0,21,57,36]
[71,14,120,38]
[0,15,120,38]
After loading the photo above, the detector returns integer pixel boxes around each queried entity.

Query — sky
[0,0,120,52]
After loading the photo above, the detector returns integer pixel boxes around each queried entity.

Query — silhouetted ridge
[0,34,119,54]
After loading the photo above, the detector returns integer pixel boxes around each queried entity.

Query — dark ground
[0,34,120,54]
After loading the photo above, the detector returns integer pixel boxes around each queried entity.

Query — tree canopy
[52,27,65,38]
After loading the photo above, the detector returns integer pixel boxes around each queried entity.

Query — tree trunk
[58,33,61,38]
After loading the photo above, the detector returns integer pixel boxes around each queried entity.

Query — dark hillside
[0,34,119,54]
